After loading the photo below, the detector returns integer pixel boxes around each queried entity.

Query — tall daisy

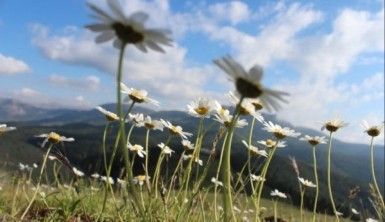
[86,0,172,52]
[262,121,300,139]
[127,143,146,158]
[213,56,288,111]
[121,82,159,105]
[96,106,119,121]
[35,132,75,148]
[242,140,268,157]
[161,119,192,139]
[187,97,218,118]
[228,91,264,122]
[321,118,348,133]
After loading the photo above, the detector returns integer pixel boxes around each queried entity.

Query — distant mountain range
[1,98,384,213]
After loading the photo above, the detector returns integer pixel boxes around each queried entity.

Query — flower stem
[300,189,305,222]
[116,44,143,215]
[326,132,339,221]
[369,137,385,208]
[145,129,150,191]
[20,144,53,220]
[312,146,319,222]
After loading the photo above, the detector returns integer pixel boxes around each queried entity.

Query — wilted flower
[213,56,288,111]
[121,82,159,105]
[161,119,192,139]
[133,175,149,186]
[86,0,172,52]
[181,139,195,151]
[0,124,16,135]
[100,176,114,185]
[270,189,287,199]
[321,118,347,133]
[157,142,174,156]
[96,106,119,121]
[298,177,316,188]
[242,140,268,157]
[351,208,359,215]
[228,91,264,122]
[35,132,75,148]
[300,135,327,146]
[187,97,219,118]
[211,177,223,187]
[250,174,265,182]
[257,139,286,149]
[127,143,146,158]
[72,167,84,177]
[262,121,300,139]
[361,120,383,137]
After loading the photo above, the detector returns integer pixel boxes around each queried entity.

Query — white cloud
[16,87,41,97]
[208,1,251,25]
[49,74,100,91]
[0,53,31,75]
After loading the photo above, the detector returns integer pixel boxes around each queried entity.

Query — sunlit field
[0,0,384,221]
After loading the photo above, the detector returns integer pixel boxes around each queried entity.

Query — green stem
[273,200,278,222]
[214,132,228,221]
[145,129,150,191]
[116,43,143,215]
[327,132,339,221]
[221,98,244,221]
[369,137,385,208]
[312,146,319,222]
[20,144,53,220]
[300,189,305,222]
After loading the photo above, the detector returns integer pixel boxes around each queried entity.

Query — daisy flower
[0,124,16,135]
[213,56,288,111]
[142,115,163,131]
[250,174,265,182]
[336,211,343,216]
[161,119,192,139]
[48,155,57,161]
[19,163,32,171]
[127,143,146,158]
[85,0,172,52]
[100,176,115,185]
[242,140,268,157]
[228,91,264,122]
[91,173,100,179]
[321,118,348,133]
[270,189,287,199]
[116,178,126,186]
[121,82,159,105]
[366,218,378,222]
[246,98,264,111]
[35,132,75,148]
[211,177,223,187]
[213,106,248,128]
[128,113,144,126]
[157,142,174,156]
[182,139,195,151]
[257,139,286,149]
[72,167,85,177]
[133,175,149,186]
[361,120,383,137]
[96,106,119,121]
[262,121,300,139]
[187,97,218,118]
[298,177,316,188]
[300,135,327,146]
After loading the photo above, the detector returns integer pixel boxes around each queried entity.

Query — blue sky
[0,0,384,144]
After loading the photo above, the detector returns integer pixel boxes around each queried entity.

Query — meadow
[0,0,384,221]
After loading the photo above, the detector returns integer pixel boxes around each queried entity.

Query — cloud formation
[0,53,31,75]
[49,74,100,91]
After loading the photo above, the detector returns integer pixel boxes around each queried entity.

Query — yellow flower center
[194,106,209,115]
[48,132,61,144]
[112,23,144,44]
[106,114,118,121]
[265,139,276,148]
[235,78,263,98]
[273,131,286,140]
[129,94,145,103]
[144,122,155,129]
[252,102,263,111]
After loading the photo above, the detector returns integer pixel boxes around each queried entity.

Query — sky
[0,0,384,144]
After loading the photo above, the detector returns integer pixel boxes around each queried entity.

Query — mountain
[0,99,383,213]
